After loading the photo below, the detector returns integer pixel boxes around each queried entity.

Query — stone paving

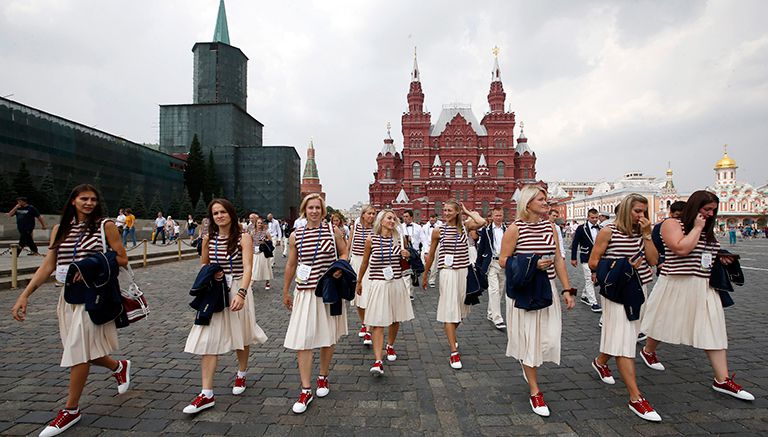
[0,239,766,436]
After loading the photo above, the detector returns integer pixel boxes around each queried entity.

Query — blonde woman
[283,193,348,414]
[422,201,486,370]
[498,185,576,417]
[588,194,662,421]
[346,205,377,345]
[355,209,414,376]
[250,217,274,290]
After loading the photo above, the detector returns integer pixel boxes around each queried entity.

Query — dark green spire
[213,0,230,44]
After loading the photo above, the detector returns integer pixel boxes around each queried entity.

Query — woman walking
[422,200,486,370]
[588,194,662,421]
[283,193,349,414]
[355,209,414,376]
[250,217,274,290]
[347,205,376,345]
[498,185,576,417]
[640,190,753,401]
[182,199,268,414]
[11,184,132,437]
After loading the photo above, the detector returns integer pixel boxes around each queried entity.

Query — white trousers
[581,263,598,304]
[282,236,289,256]
[421,249,438,285]
[487,259,505,323]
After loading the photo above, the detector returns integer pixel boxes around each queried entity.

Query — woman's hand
[638,217,652,235]
[11,296,28,322]
[630,255,644,269]
[563,292,575,310]
[536,258,554,270]
[421,272,428,290]
[694,213,707,229]
[400,249,410,258]
[356,282,363,296]
[283,293,293,311]
[230,294,245,312]
[332,269,343,279]
[214,271,225,281]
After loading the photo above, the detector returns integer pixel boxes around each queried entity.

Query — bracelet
[561,288,577,296]
[236,288,247,298]
[642,234,652,240]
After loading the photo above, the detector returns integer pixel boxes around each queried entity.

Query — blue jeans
[728,231,737,245]
[123,227,137,246]
[152,227,166,244]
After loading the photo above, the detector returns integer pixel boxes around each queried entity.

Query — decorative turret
[476,153,490,177]
[380,122,397,155]
[407,47,425,113]
[301,139,325,199]
[429,154,444,178]
[715,144,738,185]
[514,122,536,181]
[663,162,675,191]
[487,46,506,113]
[212,0,231,44]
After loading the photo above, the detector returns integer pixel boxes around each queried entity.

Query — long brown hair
[207,198,241,255]
[681,190,719,243]
[51,184,104,249]
[615,194,648,236]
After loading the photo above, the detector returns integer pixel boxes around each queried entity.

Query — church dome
[715,150,737,169]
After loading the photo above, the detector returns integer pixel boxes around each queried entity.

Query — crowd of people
[7,184,756,436]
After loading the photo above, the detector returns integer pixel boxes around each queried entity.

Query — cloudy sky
[2,0,767,208]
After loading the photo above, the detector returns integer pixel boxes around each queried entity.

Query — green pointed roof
[213,0,230,44]
[303,140,319,179]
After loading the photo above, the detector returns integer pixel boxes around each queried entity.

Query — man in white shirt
[570,208,602,312]
[266,213,282,268]
[478,207,507,330]
[548,209,566,259]
[293,215,307,230]
[399,210,422,293]
[152,212,167,244]
[115,209,126,235]
[420,214,442,288]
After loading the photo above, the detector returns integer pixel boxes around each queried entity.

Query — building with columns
[706,146,767,228]
[368,49,543,222]
[301,140,325,200]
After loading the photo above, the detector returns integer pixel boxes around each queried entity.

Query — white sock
[201,389,214,398]
[65,407,79,414]
[237,370,247,378]
[318,375,327,380]
[113,361,123,374]
[301,387,312,393]
[451,351,459,356]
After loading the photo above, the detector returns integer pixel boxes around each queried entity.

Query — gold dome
[714,146,737,169]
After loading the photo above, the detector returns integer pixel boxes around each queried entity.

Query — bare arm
[661,217,704,256]
[345,226,354,261]
[588,228,612,271]
[282,233,298,310]
[240,233,254,285]
[461,203,486,231]
[421,228,441,289]
[334,227,349,260]
[11,226,59,321]
[355,237,373,294]
[7,203,19,217]
[104,221,128,267]
[201,236,210,265]
[37,216,47,229]
[498,224,519,269]
[551,224,575,309]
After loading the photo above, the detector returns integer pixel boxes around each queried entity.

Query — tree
[131,187,147,219]
[148,190,164,219]
[179,191,195,219]
[0,174,15,211]
[38,163,59,214]
[203,150,221,203]
[193,198,208,221]
[167,188,181,218]
[59,173,74,207]
[184,134,206,207]
[12,161,40,207]
[233,189,246,220]
[118,188,133,212]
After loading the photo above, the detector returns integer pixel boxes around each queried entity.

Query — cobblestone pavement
[1,240,766,436]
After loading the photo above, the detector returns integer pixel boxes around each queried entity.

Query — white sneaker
[640,348,665,371]
[628,397,662,422]
[39,410,81,437]
[292,391,313,414]
[370,361,384,376]
[316,377,330,397]
[529,392,550,417]
[112,360,131,395]
[591,359,616,385]
[386,345,397,362]
[363,332,372,345]
[712,374,755,401]
[449,352,462,370]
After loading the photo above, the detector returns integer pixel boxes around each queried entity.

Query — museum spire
[213,0,231,44]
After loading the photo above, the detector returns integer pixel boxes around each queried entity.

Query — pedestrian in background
[115,209,126,236]
[347,205,377,346]
[152,212,166,245]
[251,217,274,291]
[122,208,137,247]
[7,196,47,255]
[570,208,602,312]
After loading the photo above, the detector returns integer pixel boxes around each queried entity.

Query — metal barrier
[11,244,18,289]
[142,240,148,267]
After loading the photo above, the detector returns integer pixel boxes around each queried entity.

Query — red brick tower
[300,139,325,200]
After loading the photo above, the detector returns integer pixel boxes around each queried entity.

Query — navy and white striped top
[56,219,109,266]
[603,224,653,284]
[660,219,720,278]
[367,234,403,281]
[437,225,470,269]
[513,220,557,279]
[295,224,337,292]
[350,222,371,257]
[208,233,244,279]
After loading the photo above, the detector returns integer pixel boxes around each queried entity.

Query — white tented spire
[411,46,420,82]
[432,154,442,167]
[395,188,410,203]
[491,46,501,82]
[478,153,487,167]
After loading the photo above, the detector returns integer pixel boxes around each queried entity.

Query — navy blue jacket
[64,251,128,328]
[651,220,666,267]
[465,263,487,305]
[315,259,357,316]
[595,257,645,321]
[504,253,553,311]
[477,224,506,274]
[570,223,599,264]
[189,264,230,325]
[709,250,744,308]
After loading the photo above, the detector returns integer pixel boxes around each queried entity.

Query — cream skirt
[252,252,273,281]
[57,290,119,367]
[506,280,562,367]
[600,285,648,358]
[364,278,415,327]
[641,275,727,350]
[185,278,268,355]
[284,289,348,350]
[349,254,371,308]
[436,267,470,323]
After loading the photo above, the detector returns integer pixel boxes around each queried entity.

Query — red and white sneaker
[591,359,616,385]
[358,325,367,338]
[370,360,384,376]
[386,344,397,362]
[39,410,81,437]
[232,375,246,395]
[292,390,313,414]
[112,360,131,394]
[316,376,330,397]
[529,392,550,417]
[265,281,271,290]
[712,374,755,400]
[449,352,462,370]
[363,332,373,346]
[182,393,215,414]
[628,397,662,421]
[640,348,665,371]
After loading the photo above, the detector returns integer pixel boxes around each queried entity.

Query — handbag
[101,221,150,323]
[399,233,412,276]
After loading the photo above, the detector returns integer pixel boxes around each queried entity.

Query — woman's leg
[706,349,729,382]
[595,352,612,366]
[644,337,661,353]
[357,307,366,325]
[444,322,459,352]
[522,365,540,395]
[388,322,400,346]
[236,346,250,372]
[615,357,642,400]
[319,346,335,376]
[297,350,313,388]
[89,356,119,371]
[65,363,90,409]
[201,355,218,390]
[371,327,385,361]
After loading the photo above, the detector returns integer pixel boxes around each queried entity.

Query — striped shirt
[350,222,371,257]
[208,233,244,279]
[367,234,403,280]
[661,219,720,278]
[56,219,109,266]
[252,230,269,244]
[513,220,557,279]
[603,224,653,284]
[437,225,470,269]
[295,224,337,292]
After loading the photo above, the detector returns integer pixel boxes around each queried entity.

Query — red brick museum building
[368,51,543,222]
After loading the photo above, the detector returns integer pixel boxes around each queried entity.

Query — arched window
[467,161,473,178]
[413,162,421,179]
[496,161,505,178]
[455,162,463,178]
[444,162,451,178]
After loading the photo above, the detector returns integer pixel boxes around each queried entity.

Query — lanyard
[298,226,323,264]
[214,236,233,274]
[379,235,393,265]
[71,230,85,262]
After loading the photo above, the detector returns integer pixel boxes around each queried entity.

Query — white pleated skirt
[640,275,727,350]
[506,280,562,367]
[600,285,648,358]
[364,278,415,327]
[252,252,273,281]
[185,278,268,355]
[57,290,119,367]
[284,289,348,350]
[436,267,470,323]
[349,254,371,308]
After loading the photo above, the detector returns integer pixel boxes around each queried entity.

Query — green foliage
[234,190,246,219]
[184,135,206,207]
[37,163,59,214]
[59,173,74,208]
[193,198,208,221]
[203,150,221,203]
[12,161,41,207]
[131,187,147,219]
[180,191,195,219]
[148,190,164,219]
[118,188,133,212]
[0,174,15,211]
